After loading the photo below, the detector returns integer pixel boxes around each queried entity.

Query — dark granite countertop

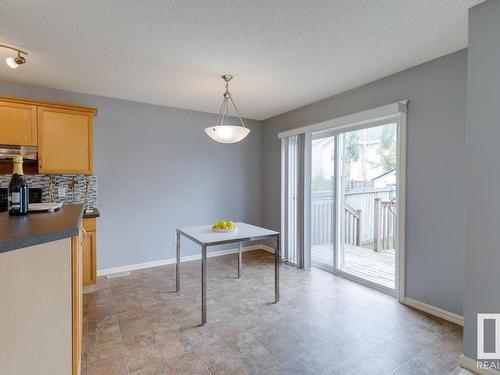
[0,204,84,253]
[83,208,100,219]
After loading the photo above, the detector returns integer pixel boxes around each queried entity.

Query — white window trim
[278,100,408,139]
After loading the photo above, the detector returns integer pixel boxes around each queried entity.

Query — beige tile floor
[82,250,470,375]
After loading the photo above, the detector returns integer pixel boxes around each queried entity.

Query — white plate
[211,227,237,233]
[28,202,63,212]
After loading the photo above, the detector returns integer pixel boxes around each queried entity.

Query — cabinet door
[82,230,96,286]
[0,101,37,145]
[37,106,93,174]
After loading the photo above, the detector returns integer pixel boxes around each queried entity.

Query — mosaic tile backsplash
[0,174,98,210]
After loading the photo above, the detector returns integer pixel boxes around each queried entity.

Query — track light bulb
[6,52,26,69]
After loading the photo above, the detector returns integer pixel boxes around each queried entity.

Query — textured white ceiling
[0,0,483,120]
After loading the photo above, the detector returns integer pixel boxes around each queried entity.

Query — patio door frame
[279,101,407,302]
[332,119,402,297]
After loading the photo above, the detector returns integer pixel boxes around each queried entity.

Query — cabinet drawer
[82,218,96,231]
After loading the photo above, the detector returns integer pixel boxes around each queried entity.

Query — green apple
[213,220,237,230]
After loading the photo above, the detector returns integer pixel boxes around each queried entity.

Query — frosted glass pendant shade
[204,125,250,144]
[205,74,250,144]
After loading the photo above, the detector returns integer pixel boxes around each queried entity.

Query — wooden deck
[311,243,395,289]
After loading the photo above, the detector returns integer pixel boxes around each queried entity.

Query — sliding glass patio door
[336,123,398,291]
[310,133,336,271]
[280,101,406,297]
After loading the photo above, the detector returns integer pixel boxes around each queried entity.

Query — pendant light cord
[229,97,246,128]
[213,76,246,128]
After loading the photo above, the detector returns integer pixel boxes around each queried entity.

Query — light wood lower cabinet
[82,218,97,291]
[82,230,96,286]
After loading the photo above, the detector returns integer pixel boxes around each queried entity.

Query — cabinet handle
[81,228,87,247]
[39,157,43,169]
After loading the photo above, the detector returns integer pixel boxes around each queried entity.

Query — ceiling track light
[204,74,250,144]
[1,44,28,69]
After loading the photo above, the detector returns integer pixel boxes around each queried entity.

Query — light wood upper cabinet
[0,101,37,145]
[0,96,96,174]
[37,106,94,174]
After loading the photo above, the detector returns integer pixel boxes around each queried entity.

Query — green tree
[344,132,360,182]
[376,125,396,172]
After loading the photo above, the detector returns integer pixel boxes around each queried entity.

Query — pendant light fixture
[1,44,28,69]
[205,74,250,144]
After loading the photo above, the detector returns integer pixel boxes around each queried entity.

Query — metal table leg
[176,230,180,292]
[238,242,242,278]
[275,234,280,303]
[201,244,207,325]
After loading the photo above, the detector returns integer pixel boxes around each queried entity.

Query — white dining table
[176,222,280,325]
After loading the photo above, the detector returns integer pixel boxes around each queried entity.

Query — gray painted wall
[463,0,500,360]
[262,50,467,315]
[0,81,262,269]
[0,48,470,317]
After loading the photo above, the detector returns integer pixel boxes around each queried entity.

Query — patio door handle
[389,197,397,216]
[81,227,87,247]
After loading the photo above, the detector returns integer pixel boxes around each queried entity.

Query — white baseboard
[403,297,464,326]
[459,354,500,375]
[97,244,275,277]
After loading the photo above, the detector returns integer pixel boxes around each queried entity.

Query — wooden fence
[311,195,334,245]
[311,187,396,249]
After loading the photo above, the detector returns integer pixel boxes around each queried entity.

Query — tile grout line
[146,295,176,374]
[177,298,215,375]
[188,306,246,375]
[110,285,132,375]
[193,254,279,374]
